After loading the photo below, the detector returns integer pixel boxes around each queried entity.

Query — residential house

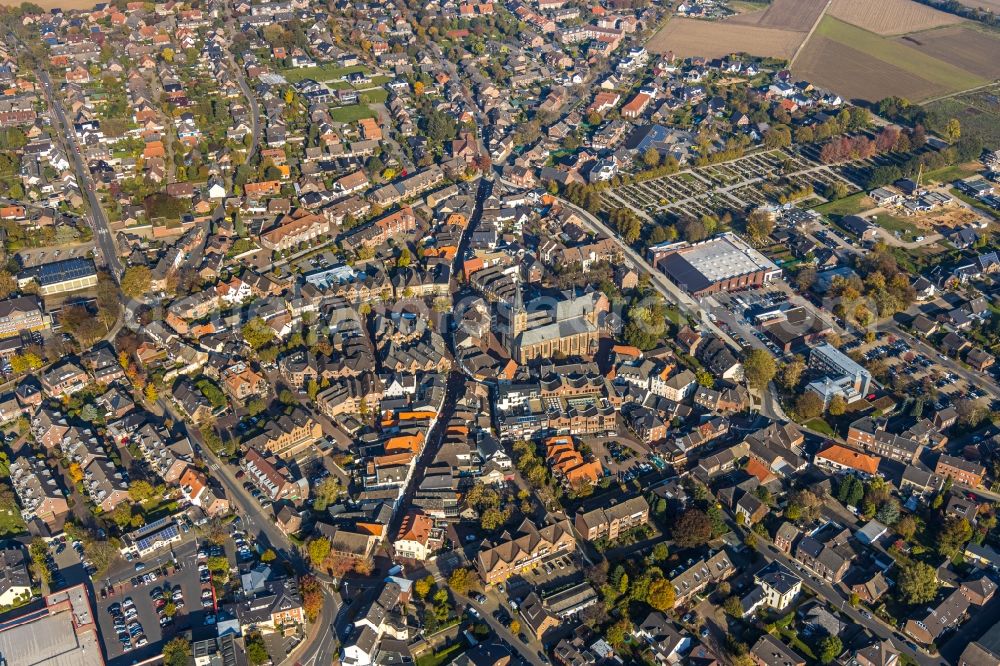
[574,496,650,542]
[475,519,576,585]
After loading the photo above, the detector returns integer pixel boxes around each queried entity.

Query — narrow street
[157,396,339,666]
[30,56,123,281]
[746,536,945,666]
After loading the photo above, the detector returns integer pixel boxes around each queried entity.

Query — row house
[243,407,322,458]
[669,550,735,606]
[243,447,308,502]
[10,454,69,533]
[935,454,986,488]
[847,417,923,464]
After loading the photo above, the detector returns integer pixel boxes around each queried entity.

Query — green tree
[744,348,777,391]
[245,632,269,666]
[312,476,342,512]
[163,637,191,666]
[946,118,961,143]
[448,567,475,596]
[480,507,506,531]
[796,392,824,420]
[307,537,331,566]
[397,248,411,268]
[898,560,938,604]
[938,517,973,559]
[745,209,775,246]
[779,357,805,391]
[876,499,900,525]
[723,595,743,618]
[111,502,133,529]
[647,577,675,611]
[120,265,151,299]
[819,635,843,664]
[896,514,917,540]
[415,575,434,598]
[606,618,633,647]
[828,394,847,416]
[0,270,15,299]
[242,317,275,350]
[696,369,714,388]
[846,477,864,507]
[129,480,155,502]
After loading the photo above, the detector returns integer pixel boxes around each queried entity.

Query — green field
[329,104,377,123]
[872,213,920,241]
[815,17,986,92]
[358,88,389,104]
[281,64,368,83]
[922,162,981,185]
[812,192,872,218]
[922,88,1000,150]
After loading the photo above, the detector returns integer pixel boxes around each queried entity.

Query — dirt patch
[892,25,1000,80]
[827,0,963,34]
[647,18,806,59]
[728,0,827,30]
[791,34,948,101]
[925,206,984,229]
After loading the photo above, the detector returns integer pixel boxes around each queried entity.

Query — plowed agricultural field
[791,16,986,101]
[792,35,949,101]
[647,18,806,58]
[896,26,1000,80]
[730,0,829,30]
[827,0,963,34]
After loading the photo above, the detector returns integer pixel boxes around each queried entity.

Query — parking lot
[94,539,233,664]
[289,248,341,275]
[847,334,980,403]
[584,437,660,480]
[16,242,95,268]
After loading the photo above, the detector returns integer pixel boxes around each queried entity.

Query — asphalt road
[748,538,946,666]
[35,65,123,281]
[158,397,338,666]
[223,12,261,167]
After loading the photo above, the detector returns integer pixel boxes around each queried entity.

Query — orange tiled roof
[818,444,880,475]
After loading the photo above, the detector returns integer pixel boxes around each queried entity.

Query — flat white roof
[678,233,780,283]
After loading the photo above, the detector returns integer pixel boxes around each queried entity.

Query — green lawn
[812,192,871,218]
[329,104,377,123]
[805,418,836,437]
[922,162,981,185]
[281,64,368,83]
[358,88,389,104]
[872,213,920,240]
[815,17,986,92]
[416,643,466,666]
[0,491,26,538]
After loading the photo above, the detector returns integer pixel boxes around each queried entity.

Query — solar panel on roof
[135,524,179,553]
[24,258,96,286]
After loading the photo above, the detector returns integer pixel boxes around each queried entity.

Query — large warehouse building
[650,233,781,296]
